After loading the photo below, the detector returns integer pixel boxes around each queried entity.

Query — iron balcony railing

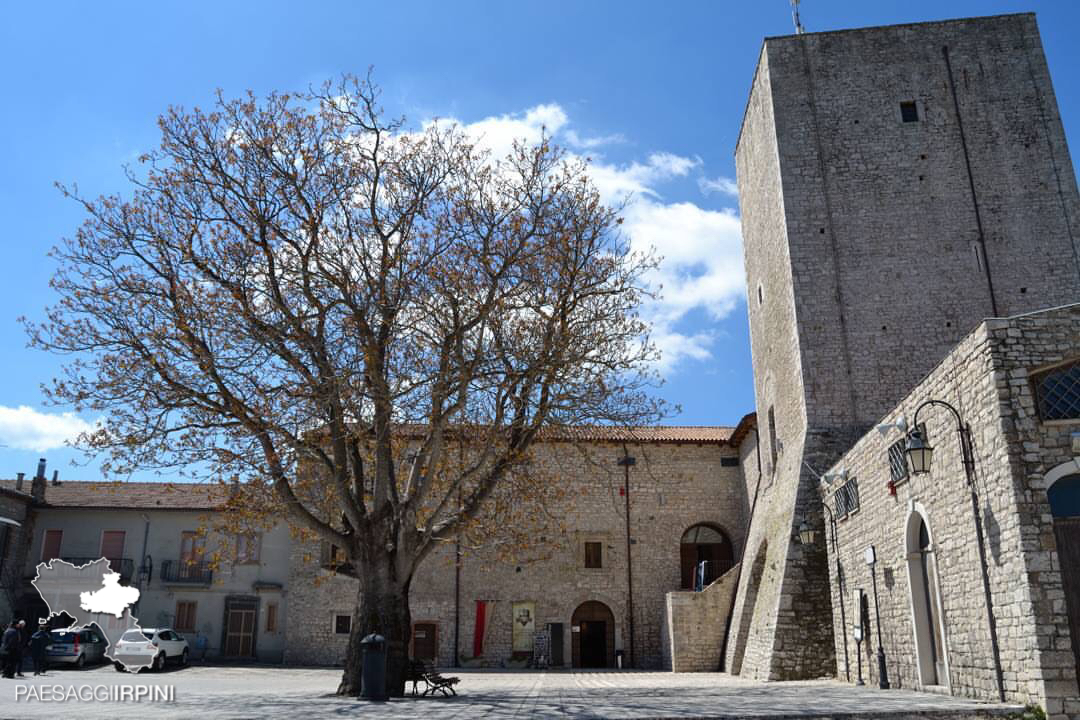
[159,559,213,585]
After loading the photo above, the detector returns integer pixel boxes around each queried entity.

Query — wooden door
[412,623,437,662]
[549,623,564,666]
[1054,517,1080,685]
[580,621,607,668]
[224,607,256,657]
[100,531,125,573]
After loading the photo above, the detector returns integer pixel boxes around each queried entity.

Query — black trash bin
[360,633,388,701]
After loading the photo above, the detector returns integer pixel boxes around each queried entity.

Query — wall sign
[512,602,536,652]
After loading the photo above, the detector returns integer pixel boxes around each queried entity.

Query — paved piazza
[0,666,1025,719]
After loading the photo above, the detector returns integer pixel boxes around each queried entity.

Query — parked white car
[113,628,189,672]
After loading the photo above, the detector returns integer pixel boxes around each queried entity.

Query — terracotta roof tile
[0,479,227,510]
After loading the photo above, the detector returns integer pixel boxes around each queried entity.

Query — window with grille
[175,601,197,632]
[335,614,352,635]
[888,438,909,483]
[834,477,860,518]
[1035,361,1080,420]
[584,542,602,568]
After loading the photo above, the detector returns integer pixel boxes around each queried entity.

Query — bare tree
[27,75,662,694]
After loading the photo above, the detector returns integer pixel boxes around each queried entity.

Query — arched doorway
[680,523,734,589]
[905,509,947,687]
[571,601,615,668]
[1047,469,1080,681]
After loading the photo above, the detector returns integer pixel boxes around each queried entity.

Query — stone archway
[1047,465,1080,683]
[680,523,735,589]
[905,507,948,687]
[571,601,615,668]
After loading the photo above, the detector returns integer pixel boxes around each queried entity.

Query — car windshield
[120,630,151,642]
[50,631,76,642]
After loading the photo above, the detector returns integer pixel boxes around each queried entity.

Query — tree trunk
[337,562,412,697]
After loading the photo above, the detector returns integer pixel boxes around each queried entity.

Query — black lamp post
[864,546,889,689]
[903,399,1005,703]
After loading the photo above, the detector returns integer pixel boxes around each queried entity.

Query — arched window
[1034,359,1080,420]
[680,524,734,590]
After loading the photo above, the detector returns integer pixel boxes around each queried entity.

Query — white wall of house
[24,507,289,663]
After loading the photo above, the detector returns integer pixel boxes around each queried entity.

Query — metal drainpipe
[619,445,636,668]
[453,493,462,668]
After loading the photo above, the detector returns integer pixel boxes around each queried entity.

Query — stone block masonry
[823,305,1080,718]
[732,11,1080,684]
[284,437,749,670]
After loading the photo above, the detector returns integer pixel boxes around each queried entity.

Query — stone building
[283,426,752,669]
[820,305,1080,717]
[0,475,292,663]
[730,11,1080,685]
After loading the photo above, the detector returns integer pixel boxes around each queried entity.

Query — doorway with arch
[680,523,735,590]
[571,600,615,668]
[1047,464,1080,681]
[905,507,948,687]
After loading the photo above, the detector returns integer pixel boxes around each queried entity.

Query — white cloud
[698,175,739,197]
[563,129,625,149]
[0,405,97,452]
[433,104,745,373]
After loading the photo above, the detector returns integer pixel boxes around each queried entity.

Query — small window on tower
[584,542,603,569]
[900,101,919,123]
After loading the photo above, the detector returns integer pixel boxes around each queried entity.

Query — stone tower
[726,13,1080,680]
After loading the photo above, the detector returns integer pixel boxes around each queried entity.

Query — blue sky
[1,1,1078,481]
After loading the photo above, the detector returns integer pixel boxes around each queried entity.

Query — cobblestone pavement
[0,665,1025,719]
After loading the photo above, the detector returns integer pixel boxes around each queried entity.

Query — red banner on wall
[473,600,488,657]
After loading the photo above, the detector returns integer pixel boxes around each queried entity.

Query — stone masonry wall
[823,306,1080,719]
[284,439,748,669]
[734,12,1080,683]
[0,489,32,623]
[664,562,740,672]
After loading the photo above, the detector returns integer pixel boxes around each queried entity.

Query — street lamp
[904,429,933,475]
[796,519,816,545]
[901,398,1005,703]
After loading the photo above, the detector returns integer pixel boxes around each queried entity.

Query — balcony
[160,559,213,585]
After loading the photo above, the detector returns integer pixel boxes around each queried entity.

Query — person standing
[0,622,19,678]
[30,623,50,676]
[13,621,26,678]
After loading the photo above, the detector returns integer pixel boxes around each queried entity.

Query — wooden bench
[406,660,460,697]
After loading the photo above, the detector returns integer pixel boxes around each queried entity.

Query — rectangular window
[175,601,197,632]
[266,602,278,633]
[100,530,125,560]
[334,614,352,635]
[235,533,261,564]
[888,438,910,483]
[900,101,919,122]
[767,406,778,472]
[41,529,63,562]
[180,531,205,565]
[584,542,602,569]
[720,456,739,467]
[322,542,346,567]
[835,477,861,518]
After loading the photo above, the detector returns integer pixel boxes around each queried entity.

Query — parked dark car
[47,627,108,668]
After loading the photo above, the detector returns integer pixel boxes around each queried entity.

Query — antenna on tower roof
[791,0,805,34]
